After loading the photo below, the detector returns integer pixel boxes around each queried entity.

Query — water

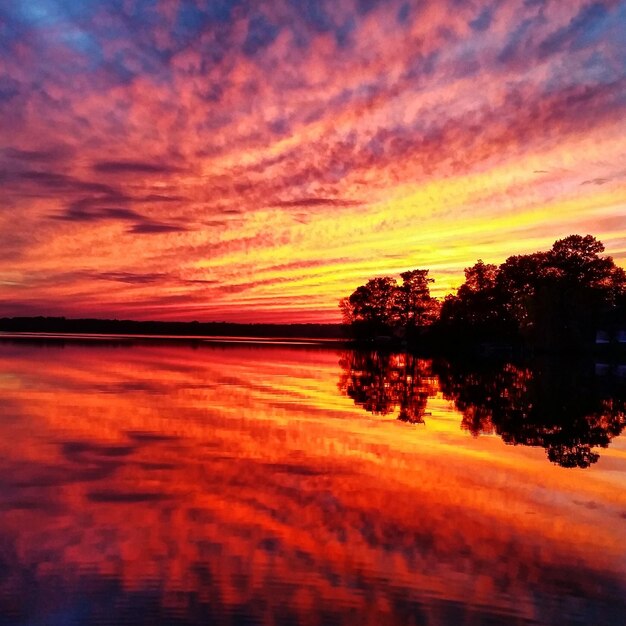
[0,338,625,625]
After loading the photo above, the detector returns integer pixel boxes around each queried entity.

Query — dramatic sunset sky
[1,0,625,322]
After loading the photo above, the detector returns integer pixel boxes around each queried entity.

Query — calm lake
[1,339,625,625]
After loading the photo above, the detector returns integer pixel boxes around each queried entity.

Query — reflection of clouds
[0,342,626,622]
[0,1,625,320]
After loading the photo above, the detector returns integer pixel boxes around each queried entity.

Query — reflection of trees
[435,359,626,468]
[338,351,438,424]
[339,351,626,468]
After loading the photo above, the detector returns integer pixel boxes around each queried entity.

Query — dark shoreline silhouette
[0,317,346,340]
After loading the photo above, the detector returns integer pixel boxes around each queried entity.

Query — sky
[0,0,625,323]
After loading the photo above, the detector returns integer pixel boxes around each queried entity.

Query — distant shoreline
[0,332,349,348]
[0,317,346,342]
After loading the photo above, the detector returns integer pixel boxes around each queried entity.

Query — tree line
[340,235,626,350]
[0,318,345,340]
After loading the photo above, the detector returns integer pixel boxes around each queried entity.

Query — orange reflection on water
[0,340,625,625]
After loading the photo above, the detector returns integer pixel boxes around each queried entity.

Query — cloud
[272,197,364,208]
[8,170,117,195]
[469,7,494,32]
[538,2,610,59]
[0,75,20,102]
[51,200,188,235]
[243,14,280,56]
[496,16,541,66]
[581,177,609,186]
[51,203,141,223]
[3,145,75,162]
[127,222,188,234]
[92,160,185,175]
[91,271,168,284]
[101,207,146,220]
[141,193,187,202]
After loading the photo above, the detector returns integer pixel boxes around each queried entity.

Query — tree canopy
[340,269,438,339]
[341,234,626,350]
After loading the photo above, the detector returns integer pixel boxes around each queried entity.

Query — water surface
[0,340,625,625]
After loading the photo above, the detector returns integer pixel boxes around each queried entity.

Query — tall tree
[341,270,439,340]
[394,269,438,337]
[497,252,547,332]
[438,260,513,341]
[340,276,398,337]
[504,235,626,348]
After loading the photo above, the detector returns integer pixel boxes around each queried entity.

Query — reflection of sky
[0,342,625,623]
[0,1,625,322]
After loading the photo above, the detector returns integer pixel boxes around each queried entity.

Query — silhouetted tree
[341,234,625,350]
[538,235,626,348]
[436,235,626,350]
[394,270,439,339]
[496,235,626,349]
[341,270,437,340]
[438,260,515,343]
[340,276,398,338]
[497,252,547,333]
